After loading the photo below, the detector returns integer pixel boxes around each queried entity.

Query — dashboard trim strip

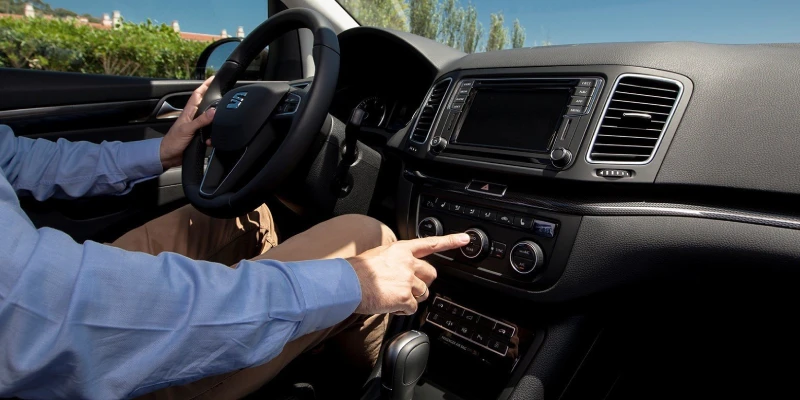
[408,171,800,231]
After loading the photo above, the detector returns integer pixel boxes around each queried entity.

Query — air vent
[409,78,451,143]
[588,74,682,164]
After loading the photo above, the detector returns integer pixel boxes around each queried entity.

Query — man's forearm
[0,207,360,399]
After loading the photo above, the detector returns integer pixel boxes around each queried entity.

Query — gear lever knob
[381,331,430,400]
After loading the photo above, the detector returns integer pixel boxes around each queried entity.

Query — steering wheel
[182,8,339,218]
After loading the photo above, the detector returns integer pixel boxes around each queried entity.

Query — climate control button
[509,241,544,274]
[417,217,443,238]
[461,228,490,259]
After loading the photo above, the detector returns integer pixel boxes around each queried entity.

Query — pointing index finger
[401,233,471,259]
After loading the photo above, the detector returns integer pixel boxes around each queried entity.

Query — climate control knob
[417,217,443,238]
[461,228,490,259]
[509,241,544,274]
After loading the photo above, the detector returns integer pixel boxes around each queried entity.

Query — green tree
[408,0,438,40]
[339,0,407,31]
[511,18,525,48]
[485,12,508,51]
[0,16,207,79]
[461,3,482,53]
[438,0,463,48]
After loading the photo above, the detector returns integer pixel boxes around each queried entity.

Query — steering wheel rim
[182,8,339,218]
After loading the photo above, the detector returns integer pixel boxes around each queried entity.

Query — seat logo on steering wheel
[226,92,248,109]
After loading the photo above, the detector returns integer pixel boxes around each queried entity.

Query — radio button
[460,81,474,88]
[574,86,595,97]
[533,220,557,238]
[577,79,596,87]
[454,95,467,102]
[513,216,534,229]
[566,105,587,115]
[570,96,589,107]
[451,103,464,111]
[458,88,470,95]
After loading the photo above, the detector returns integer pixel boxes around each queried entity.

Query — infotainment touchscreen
[454,88,571,152]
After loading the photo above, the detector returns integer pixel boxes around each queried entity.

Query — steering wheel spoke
[199,147,248,197]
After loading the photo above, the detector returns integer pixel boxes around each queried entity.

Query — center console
[389,65,692,400]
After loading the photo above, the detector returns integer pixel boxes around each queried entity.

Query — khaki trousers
[109,204,396,399]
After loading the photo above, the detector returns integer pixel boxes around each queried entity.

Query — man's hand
[346,233,471,316]
[159,77,216,169]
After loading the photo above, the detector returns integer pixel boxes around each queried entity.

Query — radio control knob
[509,241,544,274]
[550,147,573,168]
[417,217,443,238]
[461,228,490,259]
[430,137,448,154]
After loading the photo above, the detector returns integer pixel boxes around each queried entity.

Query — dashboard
[330,27,800,400]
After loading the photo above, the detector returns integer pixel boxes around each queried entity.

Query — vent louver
[409,78,451,143]
[588,75,682,164]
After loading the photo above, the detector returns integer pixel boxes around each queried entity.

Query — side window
[0,1,266,79]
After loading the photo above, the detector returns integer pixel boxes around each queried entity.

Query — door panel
[0,68,203,243]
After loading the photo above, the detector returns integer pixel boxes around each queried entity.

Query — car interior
[3,0,800,399]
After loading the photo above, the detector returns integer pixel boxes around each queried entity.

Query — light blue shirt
[0,125,362,399]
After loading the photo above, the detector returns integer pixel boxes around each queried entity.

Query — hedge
[0,16,208,79]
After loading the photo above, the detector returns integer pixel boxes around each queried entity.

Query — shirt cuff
[284,258,362,338]
[116,138,165,181]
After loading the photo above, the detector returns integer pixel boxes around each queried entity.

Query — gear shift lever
[381,331,430,400]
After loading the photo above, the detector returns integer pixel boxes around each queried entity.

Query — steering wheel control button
[417,217,443,238]
[490,241,507,259]
[533,220,557,238]
[510,241,545,275]
[461,228,490,259]
[493,323,515,339]
[466,180,508,197]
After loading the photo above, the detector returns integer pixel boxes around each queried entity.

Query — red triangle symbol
[481,184,490,191]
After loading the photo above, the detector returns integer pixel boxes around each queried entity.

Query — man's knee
[329,214,397,249]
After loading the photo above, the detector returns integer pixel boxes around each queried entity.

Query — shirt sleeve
[0,124,164,200]
[0,194,362,399]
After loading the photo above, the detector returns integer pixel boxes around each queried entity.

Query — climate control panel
[415,193,581,287]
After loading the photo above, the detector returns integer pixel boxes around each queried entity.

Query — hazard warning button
[465,180,507,197]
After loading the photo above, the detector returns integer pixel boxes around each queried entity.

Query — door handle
[156,101,183,119]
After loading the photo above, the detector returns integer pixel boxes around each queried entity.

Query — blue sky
[49,0,800,47]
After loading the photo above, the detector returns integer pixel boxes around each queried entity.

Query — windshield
[337,0,800,52]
